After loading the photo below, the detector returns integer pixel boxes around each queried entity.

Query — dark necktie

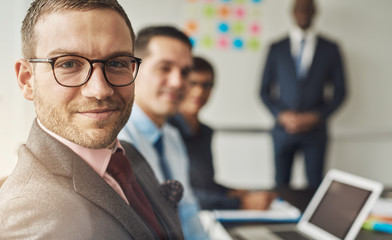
[154,136,173,180]
[107,150,165,239]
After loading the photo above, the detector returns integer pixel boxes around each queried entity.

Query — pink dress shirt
[37,120,129,204]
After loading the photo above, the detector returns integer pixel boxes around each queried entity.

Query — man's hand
[239,191,277,210]
[278,111,320,134]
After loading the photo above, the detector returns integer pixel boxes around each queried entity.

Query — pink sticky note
[217,36,229,49]
[234,7,246,19]
[250,22,262,35]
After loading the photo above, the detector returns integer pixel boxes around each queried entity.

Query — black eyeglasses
[187,80,214,90]
[28,54,142,87]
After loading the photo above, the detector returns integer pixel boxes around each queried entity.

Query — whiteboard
[119,0,392,136]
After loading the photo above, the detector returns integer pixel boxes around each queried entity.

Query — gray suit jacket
[0,120,184,240]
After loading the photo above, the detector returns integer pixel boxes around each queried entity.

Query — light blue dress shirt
[118,104,210,240]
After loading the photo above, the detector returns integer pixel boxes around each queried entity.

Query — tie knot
[107,150,131,181]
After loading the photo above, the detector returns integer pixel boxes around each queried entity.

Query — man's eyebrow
[157,60,192,70]
[156,60,174,65]
[45,49,134,58]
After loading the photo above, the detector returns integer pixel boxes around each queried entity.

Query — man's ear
[15,59,34,101]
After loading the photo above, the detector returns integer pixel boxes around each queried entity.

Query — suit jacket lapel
[26,120,154,239]
[303,36,322,82]
[282,38,297,78]
[72,157,154,239]
[122,142,183,238]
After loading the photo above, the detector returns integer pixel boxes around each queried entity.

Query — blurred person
[118,26,209,240]
[0,1,184,239]
[170,56,276,210]
[260,0,346,187]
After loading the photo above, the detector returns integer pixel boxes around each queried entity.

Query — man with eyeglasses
[169,56,276,211]
[0,1,184,239]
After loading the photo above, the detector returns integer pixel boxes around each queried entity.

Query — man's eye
[108,61,126,68]
[60,61,76,68]
[160,66,171,72]
[188,81,197,87]
[181,68,191,78]
[55,57,84,69]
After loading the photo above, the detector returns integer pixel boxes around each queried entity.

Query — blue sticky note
[189,37,196,47]
[218,22,229,33]
[233,38,244,49]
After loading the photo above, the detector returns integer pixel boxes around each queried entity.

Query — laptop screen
[308,180,371,239]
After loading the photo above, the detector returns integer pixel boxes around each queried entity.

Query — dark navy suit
[260,35,346,187]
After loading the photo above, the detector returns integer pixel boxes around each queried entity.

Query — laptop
[231,169,383,240]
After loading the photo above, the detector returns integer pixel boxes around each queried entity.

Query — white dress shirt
[290,26,317,77]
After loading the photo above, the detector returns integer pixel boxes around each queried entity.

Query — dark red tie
[107,150,166,239]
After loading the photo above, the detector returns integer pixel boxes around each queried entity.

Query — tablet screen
[308,180,371,238]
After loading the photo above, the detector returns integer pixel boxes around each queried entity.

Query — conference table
[221,187,391,240]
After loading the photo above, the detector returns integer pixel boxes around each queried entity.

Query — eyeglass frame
[28,54,142,88]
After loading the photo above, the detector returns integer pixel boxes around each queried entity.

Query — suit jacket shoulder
[0,120,184,240]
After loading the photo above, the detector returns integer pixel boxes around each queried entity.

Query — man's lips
[77,108,118,120]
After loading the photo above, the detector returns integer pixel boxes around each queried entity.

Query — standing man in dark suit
[0,1,184,239]
[260,0,346,187]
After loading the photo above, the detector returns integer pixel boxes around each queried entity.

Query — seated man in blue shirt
[119,26,209,240]
[170,56,276,210]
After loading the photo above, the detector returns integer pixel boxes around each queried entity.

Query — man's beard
[34,86,133,149]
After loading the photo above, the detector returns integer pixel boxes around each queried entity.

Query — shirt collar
[290,26,316,43]
[37,119,124,177]
[131,104,163,145]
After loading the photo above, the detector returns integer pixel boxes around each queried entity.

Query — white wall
[0,1,34,179]
[1,0,392,189]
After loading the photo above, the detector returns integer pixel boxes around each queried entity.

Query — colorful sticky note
[218,5,230,18]
[201,35,214,48]
[251,8,262,18]
[233,38,244,49]
[189,37,197,47]
[218,22,229,33]
[203,5,216,18]
[234,0,246,4]
[247,38,261,51]
[217,36,230,49]
[234,7,246,19]
[232,22,245,35]
[249,22,262,35]
[185,20,199,34]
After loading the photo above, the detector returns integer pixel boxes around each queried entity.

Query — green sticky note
[201,36,214,48]
[248,38,261,51]
[232,22,245,35]
[203,5,216,18]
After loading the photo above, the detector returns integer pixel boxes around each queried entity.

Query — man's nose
[168,69,185,89]
[80,65,114,100]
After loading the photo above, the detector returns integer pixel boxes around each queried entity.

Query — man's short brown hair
[135,26,192,58]
[21,0,135,59]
